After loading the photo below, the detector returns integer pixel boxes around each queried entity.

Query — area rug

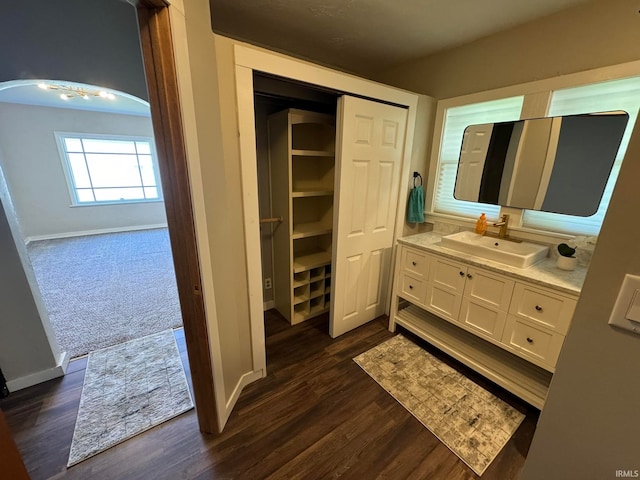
[353,335,525,476]
[27,228,183,359]
[67,329,193,467]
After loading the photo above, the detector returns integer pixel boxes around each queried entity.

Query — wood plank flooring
[0,311,538,479]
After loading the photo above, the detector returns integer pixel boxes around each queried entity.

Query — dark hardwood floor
[1,311,539,479]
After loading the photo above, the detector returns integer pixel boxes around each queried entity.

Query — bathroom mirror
[453,112,629,216]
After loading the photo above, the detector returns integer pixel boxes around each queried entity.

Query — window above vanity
[426,74,640,241]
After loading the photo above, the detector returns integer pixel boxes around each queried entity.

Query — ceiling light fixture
[37,83,117,101]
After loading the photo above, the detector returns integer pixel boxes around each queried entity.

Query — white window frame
[55,132,163,206]
[425,60,640,242]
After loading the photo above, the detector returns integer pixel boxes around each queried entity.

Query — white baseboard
[263,300,275,311]
[220,369,265,429]
[6,350,70,392]
[25,224,168,244]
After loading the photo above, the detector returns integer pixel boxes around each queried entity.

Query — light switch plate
[608,274,640,334]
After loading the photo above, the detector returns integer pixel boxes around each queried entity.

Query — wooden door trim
[135,2,218,433]
[0,409,29,479]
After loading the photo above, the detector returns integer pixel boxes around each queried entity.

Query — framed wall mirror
[454,112,629,216]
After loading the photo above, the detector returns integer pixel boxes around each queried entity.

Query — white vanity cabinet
[390,242,580,409]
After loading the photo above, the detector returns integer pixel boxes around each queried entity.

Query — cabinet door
[425,256,466,323]
[458,267,513,340]
[463,267,514,310]
[459,299,508,341]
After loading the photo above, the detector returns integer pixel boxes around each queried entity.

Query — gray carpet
[27,228,183,359]
[354,335,525,476]
[68,329,193,466]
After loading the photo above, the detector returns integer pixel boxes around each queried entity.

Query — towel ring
[413,171,423,187]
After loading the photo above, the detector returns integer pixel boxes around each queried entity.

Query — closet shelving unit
[269,108,336,325]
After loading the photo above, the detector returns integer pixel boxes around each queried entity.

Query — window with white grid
[56,134,162,205]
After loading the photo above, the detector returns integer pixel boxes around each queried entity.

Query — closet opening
[253,73,341,342]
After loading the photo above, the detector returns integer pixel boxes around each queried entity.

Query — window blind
[433,97,524,220]
[522,76,640,235]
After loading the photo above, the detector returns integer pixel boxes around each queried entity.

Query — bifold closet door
[330,96,408,338]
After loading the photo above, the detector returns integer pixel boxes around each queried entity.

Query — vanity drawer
[400,274,427,305]
[402,247,429,278]
[502,316,565,370]
[509,283,577,334]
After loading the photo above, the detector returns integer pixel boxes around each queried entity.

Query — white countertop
[398,232,587,296]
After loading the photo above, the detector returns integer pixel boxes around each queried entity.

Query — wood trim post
[0,409,30,479]
[136,3,218,434]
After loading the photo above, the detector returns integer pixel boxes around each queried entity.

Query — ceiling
[0,1,594,115]
[0,80,150,117]
[210,0,593,76]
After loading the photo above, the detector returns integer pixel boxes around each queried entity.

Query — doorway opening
[0,79,184,360]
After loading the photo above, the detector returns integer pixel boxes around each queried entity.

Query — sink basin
[440,231,549,269]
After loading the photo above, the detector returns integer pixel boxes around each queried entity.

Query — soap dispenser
[475,213,487,235]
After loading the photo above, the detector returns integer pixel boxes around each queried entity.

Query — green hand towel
[407,185,424,223]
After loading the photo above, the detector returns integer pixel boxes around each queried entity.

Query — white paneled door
[330,96,408,338]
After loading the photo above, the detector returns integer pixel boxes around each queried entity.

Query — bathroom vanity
[389,232,587,409]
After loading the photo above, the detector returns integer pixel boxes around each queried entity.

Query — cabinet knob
[409,285,413,289]
[412,261,417,266]
[466,273,473,279]
[526,337,534,344]
[459,271,464,276]
[535,305,543,312]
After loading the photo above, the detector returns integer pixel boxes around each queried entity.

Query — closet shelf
[291,190,334,198]
[292,149,334,157]
[293,250,331,273]
[292,222,332,239]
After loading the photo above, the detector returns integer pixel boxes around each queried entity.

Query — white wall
[0,102,167,240]
[0,162,66,390]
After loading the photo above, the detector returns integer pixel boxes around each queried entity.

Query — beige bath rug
[68,329,193,467]
[353,334,525,475]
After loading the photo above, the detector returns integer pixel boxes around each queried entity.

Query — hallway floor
[1,312,539,479]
